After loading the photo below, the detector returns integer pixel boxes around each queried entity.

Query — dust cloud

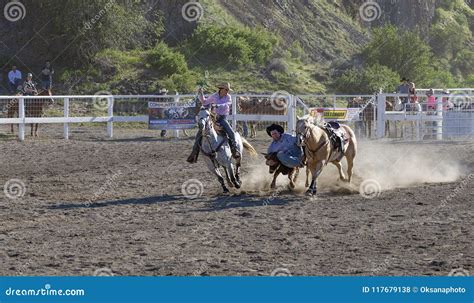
[241,141,464,194]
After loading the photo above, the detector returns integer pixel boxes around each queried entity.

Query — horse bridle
[297,122,329,155]
[297,123,311,147]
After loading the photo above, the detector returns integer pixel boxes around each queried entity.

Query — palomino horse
[296,116,357,196]
[197,107,257,193]
[7,89,54,136]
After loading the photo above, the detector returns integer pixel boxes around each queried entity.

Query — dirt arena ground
[0,126,472,276]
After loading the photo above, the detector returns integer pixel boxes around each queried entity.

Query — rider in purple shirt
[187,82,240,163]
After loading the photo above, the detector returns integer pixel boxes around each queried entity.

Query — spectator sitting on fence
[40,61,54,90]
[426,89,436,112]
[8,65,22,94]
[396,77,410,104]
[22,73,37,96]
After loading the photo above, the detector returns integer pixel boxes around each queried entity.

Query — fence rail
[1,92,473,141]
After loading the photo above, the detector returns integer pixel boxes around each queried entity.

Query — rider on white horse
[266,124,303,168]
[187,82,240,163]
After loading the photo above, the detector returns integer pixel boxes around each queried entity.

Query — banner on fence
[148,102,196,130]
[309,107,362,121]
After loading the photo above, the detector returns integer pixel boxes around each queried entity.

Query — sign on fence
[148,102,196,130]
[309,107,361,121]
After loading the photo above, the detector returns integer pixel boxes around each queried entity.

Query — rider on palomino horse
[266,124,304,169]
[187,82,241,163]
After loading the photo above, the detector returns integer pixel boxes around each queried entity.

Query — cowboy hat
[266,124,284,137]
[216,82,233,91]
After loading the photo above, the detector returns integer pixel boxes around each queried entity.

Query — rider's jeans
[216,115,236,144]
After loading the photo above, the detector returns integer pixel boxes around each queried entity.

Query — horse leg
[34,123,39,137]
[307,161,324,196]
[270,170,280,189]
[30,124,34,136]
[288,170,294,189]
[292,166,299,183]
[225,162,240,189]
[332,161,346,181]
[235,157,242,184]
[367,120,372,138]
[204,158,229,193]
[223,167,234,188]
[305,166,311,187]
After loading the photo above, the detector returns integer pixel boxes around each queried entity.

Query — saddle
[323,121,348,154]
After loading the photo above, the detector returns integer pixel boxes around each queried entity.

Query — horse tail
[343,124,357,156]
[241,138,258,157]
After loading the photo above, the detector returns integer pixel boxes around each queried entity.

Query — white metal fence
[0,91,472,141]
[0,94,296,141]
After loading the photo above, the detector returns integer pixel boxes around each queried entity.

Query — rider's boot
[186,133,202,163]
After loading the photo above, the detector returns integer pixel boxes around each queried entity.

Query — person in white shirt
[8,65,22,93]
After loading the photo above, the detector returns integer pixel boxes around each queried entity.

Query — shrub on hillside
[185,24,278,68]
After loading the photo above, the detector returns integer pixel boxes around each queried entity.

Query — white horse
[197,108,257,193]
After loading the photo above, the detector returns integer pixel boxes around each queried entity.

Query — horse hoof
[306,189,316,196]
[223,187,229,193]
[289,182,295,189]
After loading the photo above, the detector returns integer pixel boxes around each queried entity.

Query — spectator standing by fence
[396,77,410,104]
[40,61,54,90]
[8,65,22,94]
